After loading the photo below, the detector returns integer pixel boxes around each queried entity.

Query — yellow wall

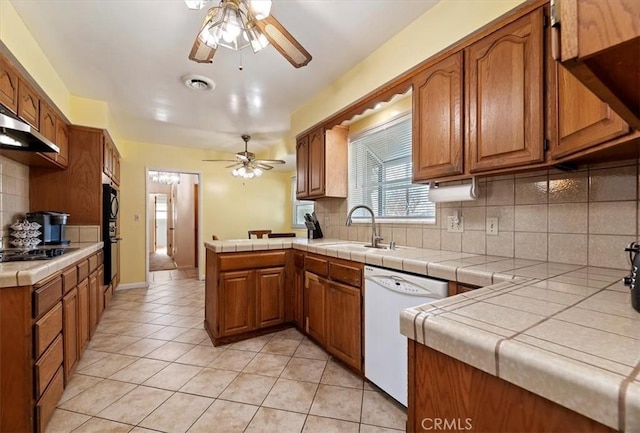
[291,0,525,138]
[348,96,412,137]
[119,139,294,283]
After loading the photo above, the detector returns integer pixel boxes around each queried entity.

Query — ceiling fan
[203,134,285,179]
[186,0,312,68]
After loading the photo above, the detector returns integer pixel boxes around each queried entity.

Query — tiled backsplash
[315,159,640,270]
[0,156,29,236]
[65,225,101,243]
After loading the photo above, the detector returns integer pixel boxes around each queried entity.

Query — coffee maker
[26,211,70,246]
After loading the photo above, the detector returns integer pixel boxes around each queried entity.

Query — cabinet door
[103,138,112,177]
[39,103,56,143]
[325,281,362,371]
[413,52,464,181]
[97,265,105,319]
[88,271,98,338]
[62,287,79,383]
[294,266,304,329]
[255,267,285,328]
[55,118,69,167]
[308,127,325,197]
[77,278,89,352]
[296,135,309,199]
[18,79,39,129]
[552,65,630,159]
[0,57,19,113]
[113,154,121,185]
[466,9,544,172]
[304,272,326,345]
[219,270,255,336]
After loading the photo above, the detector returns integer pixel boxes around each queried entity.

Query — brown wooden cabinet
[304,271,327,345]
[466,9,544,173]
[18,78,40,129]
[256,267,286,328]
[39,102,56,143]
[77,277,90,352]
[553,0,640,129]
[88,270,99,338]
[296,125,348,200]
[205,249,288,345]
[62,287,79,383]
[412,52,464,181]
[0,57,18,113]
[551,64,631,159]
[293,252,305,330]
[325,281,361,371]
[219,270,255,336]
[0,251,104,433]
[55,117,69,167]
[303,253,363,372]
[408,341,613,432]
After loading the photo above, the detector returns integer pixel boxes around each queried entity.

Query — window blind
[348,113,435,221]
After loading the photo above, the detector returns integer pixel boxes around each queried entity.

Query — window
[291,177,314,229]
[348,113,435,222]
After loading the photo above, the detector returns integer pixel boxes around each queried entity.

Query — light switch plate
[486,217,499,235]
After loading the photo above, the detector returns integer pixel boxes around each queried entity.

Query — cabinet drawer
[219,251,286,271]
[36,366,64,433]
[33,276,62,319]
[34,334,63,397]
[78,260,89,282]
[305,255,328,277]
[61,266,78,295]
[89,254,98,273]
[329,262,362,288]
[34,302,63,358]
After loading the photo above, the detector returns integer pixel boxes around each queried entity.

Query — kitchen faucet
[345,205,383,248]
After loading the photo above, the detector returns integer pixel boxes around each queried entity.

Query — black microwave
[103,184,119,221]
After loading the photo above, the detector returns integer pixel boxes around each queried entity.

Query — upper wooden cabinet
[18,79,40,129]
[103,134,120,185]
[412,52,464,181]
[296,125,348,200]
[55,117,69,168]
[553,0,640,129]
[466,9,544,173]
[39,102,56,143]
[0,57,18,113]
[551,65,630,159]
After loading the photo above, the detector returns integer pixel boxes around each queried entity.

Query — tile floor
[46,276,406,433]
[149,268,199,282]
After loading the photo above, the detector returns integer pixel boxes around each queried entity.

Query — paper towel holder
[428,177,478,203]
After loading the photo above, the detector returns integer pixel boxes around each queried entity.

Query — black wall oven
[102,184,120,285]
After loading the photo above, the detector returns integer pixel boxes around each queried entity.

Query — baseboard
[116,282,149,291]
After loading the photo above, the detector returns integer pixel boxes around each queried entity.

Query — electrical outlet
[486,217,499,235]
[447,216,464,233]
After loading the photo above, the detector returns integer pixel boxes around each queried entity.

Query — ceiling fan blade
[255,15,312,68]
[225,162,244,169]
[255,163,274,170]
[254,159,286,164]
[188,8,218,63]
[201,159,238,162]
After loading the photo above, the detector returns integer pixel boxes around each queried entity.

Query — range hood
[0,106,59,153]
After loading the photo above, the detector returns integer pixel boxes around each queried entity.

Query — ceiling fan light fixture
[248,0,272,20]
[184,0,211,10]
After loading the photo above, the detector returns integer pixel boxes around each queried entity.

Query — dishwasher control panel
[369,276,426,295]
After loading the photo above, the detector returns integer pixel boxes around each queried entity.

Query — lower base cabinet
[408,341,614,432]
[304,272,327,345]
[325,281,361,371]
[0,250,106,433]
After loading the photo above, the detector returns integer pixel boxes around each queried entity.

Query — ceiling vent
[182,74,215,91]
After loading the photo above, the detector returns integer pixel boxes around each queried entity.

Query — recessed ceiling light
[182,74,215,91]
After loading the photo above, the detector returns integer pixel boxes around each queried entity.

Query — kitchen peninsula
[205,238,638,432]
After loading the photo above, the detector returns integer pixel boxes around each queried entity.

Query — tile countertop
[0,242,104,288]
[206,238,640,431]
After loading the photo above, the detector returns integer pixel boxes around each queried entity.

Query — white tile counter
[205,237,639,431]
[0,242,104,287]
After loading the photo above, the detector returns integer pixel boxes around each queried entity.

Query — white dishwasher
[364,265,448,407]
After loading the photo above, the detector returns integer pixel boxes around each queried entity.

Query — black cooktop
[0,247,78,262]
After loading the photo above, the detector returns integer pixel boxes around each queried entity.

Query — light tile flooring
[46,277,406,433]
[149,268,199,282]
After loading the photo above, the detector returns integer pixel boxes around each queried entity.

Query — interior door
[168,186,177,258]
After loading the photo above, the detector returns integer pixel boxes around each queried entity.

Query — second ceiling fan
[203,134,285,179]
[187,0,312,68]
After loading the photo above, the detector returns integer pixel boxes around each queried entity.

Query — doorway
[147,170,201,282]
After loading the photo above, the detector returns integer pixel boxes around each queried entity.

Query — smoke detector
[182,74,215,91]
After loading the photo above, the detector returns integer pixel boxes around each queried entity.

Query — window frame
[291,176,315,229]
[347,111,435,224]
